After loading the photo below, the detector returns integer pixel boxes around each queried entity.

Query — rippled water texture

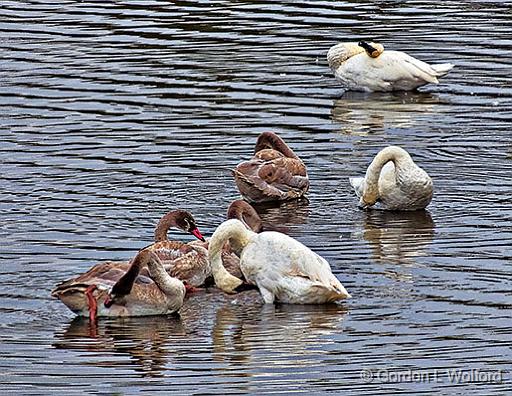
[1,1,512,394]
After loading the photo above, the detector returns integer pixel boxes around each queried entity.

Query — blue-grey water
[1,1,511,394]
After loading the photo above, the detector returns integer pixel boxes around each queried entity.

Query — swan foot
[184,282,202,294]
[85,284,98,322]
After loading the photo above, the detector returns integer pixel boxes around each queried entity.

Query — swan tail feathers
[349,177,365,197]
[432,63,454,77]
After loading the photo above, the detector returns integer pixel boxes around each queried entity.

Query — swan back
[240,231,351,304]
[327,42,364,71]
[351,146,433,210]
[233,132,309,203]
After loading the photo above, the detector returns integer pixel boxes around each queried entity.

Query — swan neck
[226,201,263,233]
[110,249,148,296]
[255,132,298,159]
[208,220,252,292]
[364,146,413,198]
[146,251,185,298]
[154,211,179,242]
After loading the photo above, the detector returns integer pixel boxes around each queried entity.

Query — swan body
[208,219,350,304]
[52,210,206,318]
[56,247,186,318]
[327,41,454,92]
[233,132,309,203]
[350,146,433,210]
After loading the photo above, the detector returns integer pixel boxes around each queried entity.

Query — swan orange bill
[191,227,205,242]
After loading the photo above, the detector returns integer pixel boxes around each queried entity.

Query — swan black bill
[358,41,376,54]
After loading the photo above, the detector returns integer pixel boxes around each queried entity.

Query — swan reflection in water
[331,91,445,135]
[53,315,186,377]
[251,198,310,234]
[360,210,435,266]
[54,289,347,377]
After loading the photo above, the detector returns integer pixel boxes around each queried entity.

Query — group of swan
[52,201,261,319]
[53,131,432,320]
[53,40,444,320]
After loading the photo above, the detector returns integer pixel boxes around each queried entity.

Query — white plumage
[208,219,351,304]
[350,146,433,210]
[327,41,454,92]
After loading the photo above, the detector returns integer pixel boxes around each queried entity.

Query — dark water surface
[1,1,512,394]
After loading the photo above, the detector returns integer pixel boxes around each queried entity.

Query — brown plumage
[233,132,309,203]
[166,200,264,284]
[219,200,263,280]
[52,210,206,317]
[68,247,186,318]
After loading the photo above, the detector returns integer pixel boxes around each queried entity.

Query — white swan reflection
[331,91,445,135]
[359,210,435,265]
[54,289,348,377]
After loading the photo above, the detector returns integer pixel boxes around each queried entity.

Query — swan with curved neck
[208,219,350,304]
[226,199,263,233]
[350,146,433,210]
[154,209,205,242]
[52,209,205,320]
[327,41,454,92]
[102,246,186,315]
[233,132,309,203]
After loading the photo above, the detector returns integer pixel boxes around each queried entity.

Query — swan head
[217,274,244,294]
[359,193,379,210]
[358,41,384,58]
[174,210,206,242]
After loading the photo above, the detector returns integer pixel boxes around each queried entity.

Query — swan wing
[164,244,210,287]
[288,248,346,294]
[149,240,191,261]
[258,158,309,192]
[244,233,347,296]
[234,157,309,202]
[383,51,443,84]
[51,261,131,295]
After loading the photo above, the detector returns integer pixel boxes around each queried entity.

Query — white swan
[208,219,351,304]
[327,41,454,92]
[350,146,433,210]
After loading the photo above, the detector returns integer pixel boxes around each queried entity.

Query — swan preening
[53,45,447,317]
[327,41,454,92]
[350,146,433,210]
[233,132,309,203]
[52,210,205,319]
[57,246,186,319]
[52,202,265,319]
[208,219,351,304]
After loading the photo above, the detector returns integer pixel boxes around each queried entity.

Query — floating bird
[349,146,433,210]
[59,246,186,320]
[327,41,454,92]
[52,210,206,320]
[233,132,309,203]
[208,219,351,304]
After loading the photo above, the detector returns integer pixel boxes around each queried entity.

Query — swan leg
[259,286,275,304]
[85,284,98,322]
[184,283,202,294]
